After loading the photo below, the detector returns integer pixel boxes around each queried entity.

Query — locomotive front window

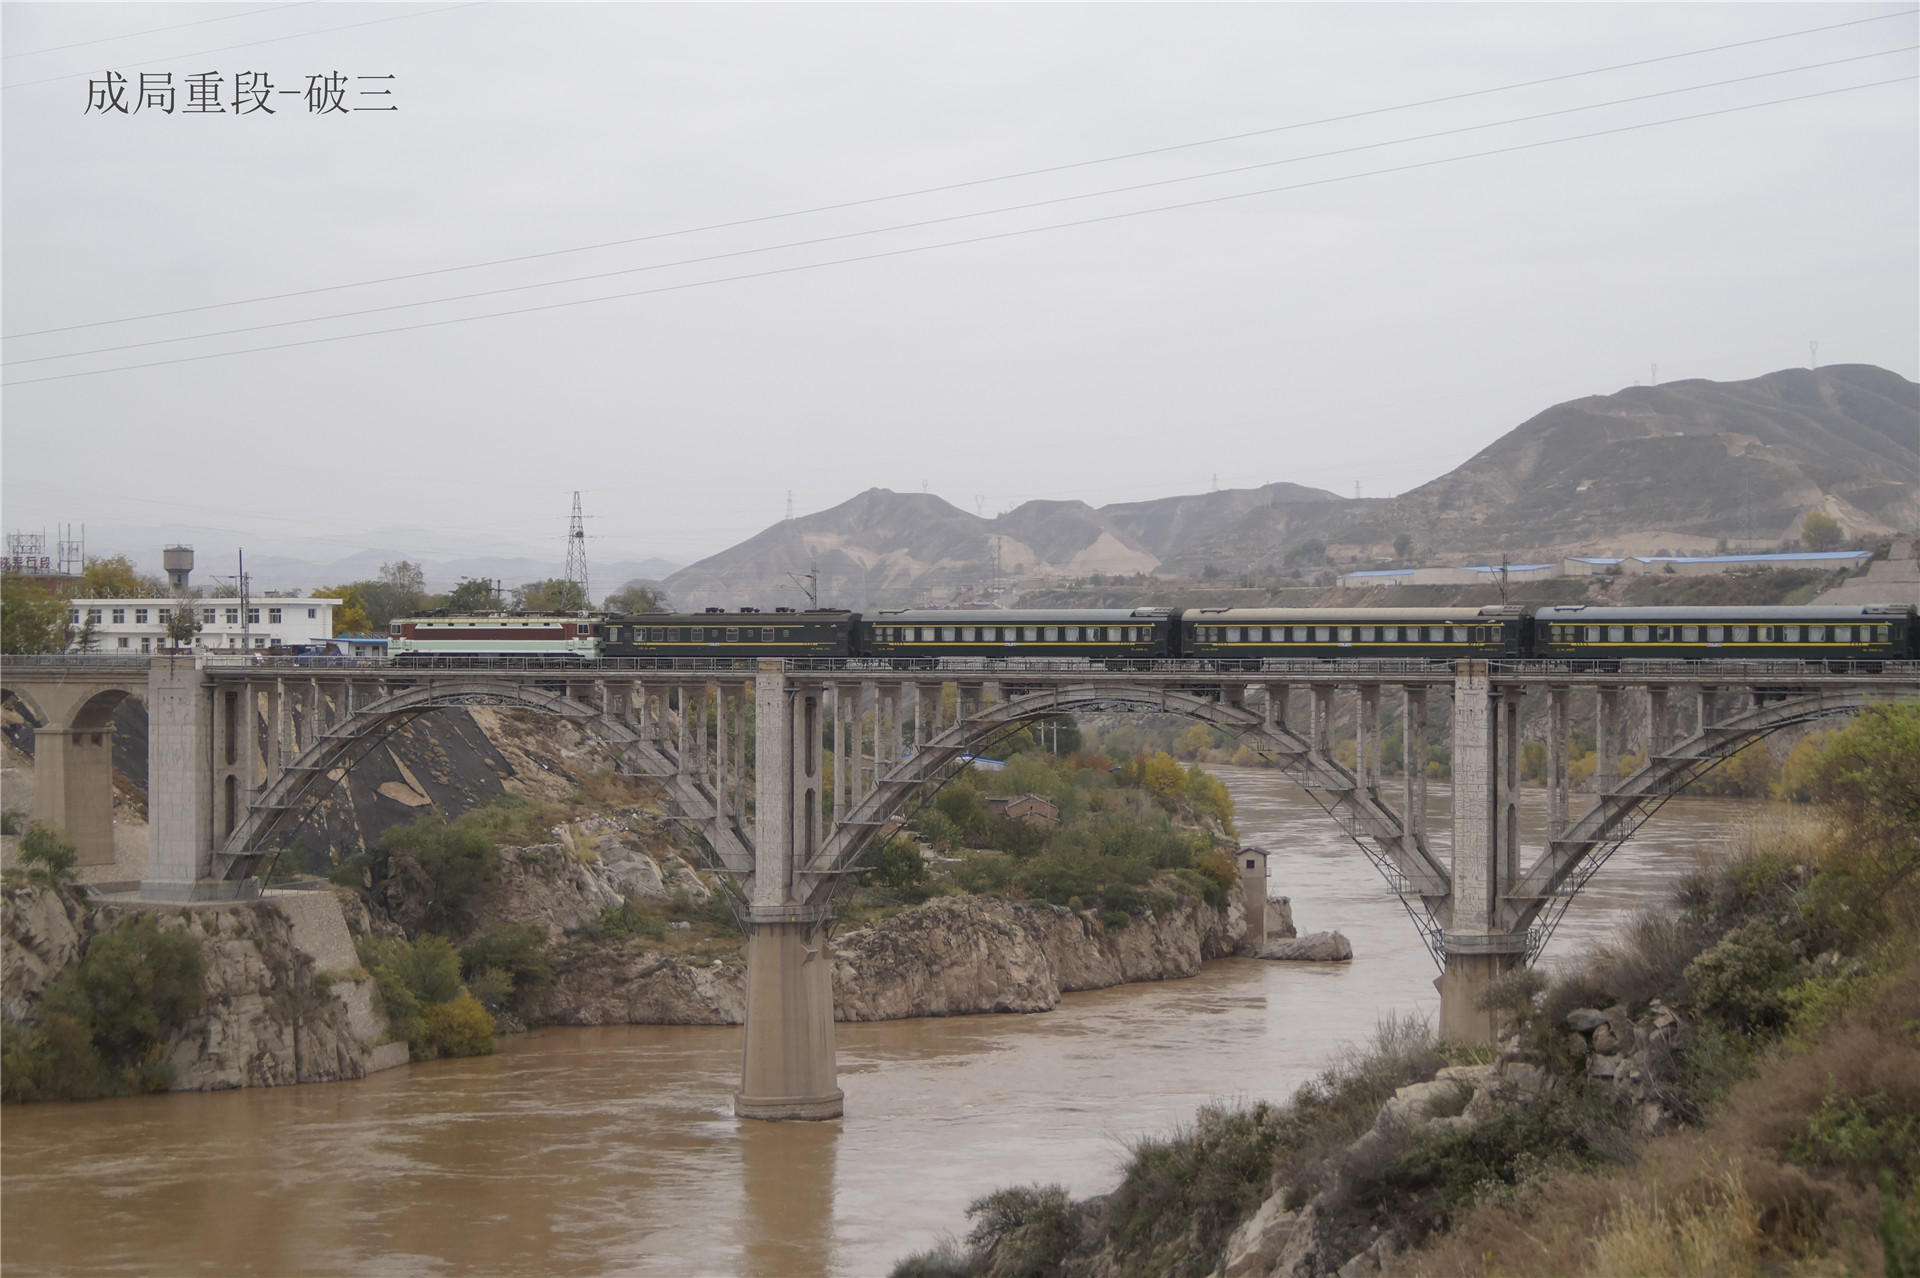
[1633,626,1650,642]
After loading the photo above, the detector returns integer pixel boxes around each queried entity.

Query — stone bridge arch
[0,667,149,868]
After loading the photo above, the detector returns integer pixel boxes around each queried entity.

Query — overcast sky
[4,2,1916,573]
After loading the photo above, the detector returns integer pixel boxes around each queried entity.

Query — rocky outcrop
[832,890,1245,1022]
[528,946,745,1026]
[1,883,86,1019]
[525,886,1246,1028]
[1253,931,1352,962]
[3,888,406,1096]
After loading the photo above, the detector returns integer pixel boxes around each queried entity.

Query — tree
[603,583,665,614]
[352,561,428,630]
[163,601,202,648]
[79,555,166,599]
[514,578,588,613]
[1393,533,1414,560]
[1288,539,1327,567]
[15,822,77,885]
[1,576,71,653]
[314,585,370,636]
[445,577,503,612]
[1808,705,1920,892]
[1802,510,1844,552]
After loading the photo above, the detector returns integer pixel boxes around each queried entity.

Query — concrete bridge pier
[736,661,843,1121]
[32,721,116,866]
[144,658,214,895]
[1437,661,1526,1042]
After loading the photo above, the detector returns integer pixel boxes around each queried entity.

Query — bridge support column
[145,658,213,894]
[1402,686,1427,853]
[31,724,116,867]
[1440,661,1526,1043]
[1547,686,1570,836]
[1597,687,1620,792]
[1264,683,1289,734]
[1357,685,1381,791]
[1648,686,1670,757]
[1311,686,1335,759]
[738,661,843,1121]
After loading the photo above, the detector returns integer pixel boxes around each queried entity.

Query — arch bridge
[2,651,1912,1119]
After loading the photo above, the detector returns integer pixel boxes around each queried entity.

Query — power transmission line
[8,6,1911,341]
[6,72,1912,389]
[1,4,312,60]
[12,47,1912,370]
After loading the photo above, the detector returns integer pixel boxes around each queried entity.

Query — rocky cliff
[526,884,1246,1028]
[2,884,405,1093]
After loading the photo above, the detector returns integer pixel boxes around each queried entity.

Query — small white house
[66,596,342,654]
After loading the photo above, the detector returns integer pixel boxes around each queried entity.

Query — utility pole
[564,491,590,611]
[239,548,250,651]
[1650,363,1657,386]
[786,490,794,521]
[1809,341,1819,370]
[786,564,820,609]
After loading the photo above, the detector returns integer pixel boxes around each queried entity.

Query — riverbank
[894,707,1920,1278]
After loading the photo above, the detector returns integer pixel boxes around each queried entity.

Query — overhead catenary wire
[10,46,1914,370]
[6,71,1913,389]
[6,5,1912,341]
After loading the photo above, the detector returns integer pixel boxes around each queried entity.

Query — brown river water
[0,770,1774,1277]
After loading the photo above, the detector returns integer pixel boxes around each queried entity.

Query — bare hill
[662,365,1916,606]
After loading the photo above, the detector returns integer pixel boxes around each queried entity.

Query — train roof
[612,609,854,622]
[1186,606,1520,622]
[1532,604,1916,621]
[869,608,1167,624]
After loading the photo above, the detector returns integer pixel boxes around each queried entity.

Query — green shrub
[1683,919,1805,1032]
[328,852,372,889]
[356,933,481,1060]
[16,821,77,885]
[1791,1086,1920,1182]
[860,836,928,891]
[419,991,495,1058]
[466,967,516,1015]
[597,897,668,942]
[377,803,510,934]
[460,924,551,993]
[964,1184,1078,1278]
[3,915,206,1101]
[0,809,24,836]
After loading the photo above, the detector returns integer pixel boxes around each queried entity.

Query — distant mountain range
[662,364,1917,610]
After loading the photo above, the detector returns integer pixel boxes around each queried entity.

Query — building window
[159,609,172,624]
[225,609,239,625]
[203,609,216,624]
[307,608,317,619]
[255,637,268,648]
[87,608,102,624]
[111,608,125,624]
[69,610,80,624]
[117,637,129,648]
[134,609,149,624]
[269,608,282,624]
[247,609,260,625]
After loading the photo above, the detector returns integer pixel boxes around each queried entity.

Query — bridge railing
[1,654,155,673]
[185,653,1920,679]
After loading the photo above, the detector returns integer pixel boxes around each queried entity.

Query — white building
[66,596,342,654]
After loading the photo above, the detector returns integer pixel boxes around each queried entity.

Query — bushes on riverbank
[835,748,1239,932]
[894,704,1920,1278]
[2,912,206,1101]
[355,933,496,1061]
